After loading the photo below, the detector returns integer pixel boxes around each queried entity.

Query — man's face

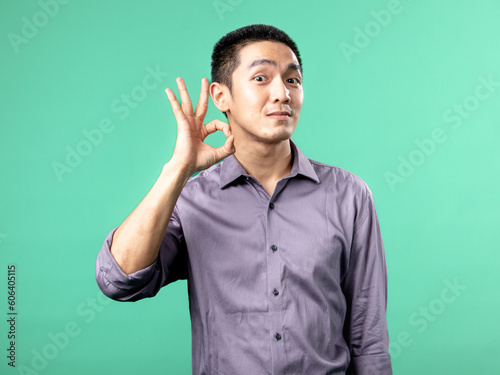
[222,41,303,144]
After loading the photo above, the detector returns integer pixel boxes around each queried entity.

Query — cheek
[294,91,304,106]
[242,97,264,119]
[232,86,267,118]
[241,88,265,106]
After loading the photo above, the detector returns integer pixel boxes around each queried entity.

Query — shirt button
[271,245,277,252]
[269,203,275,210]
[275,333,282,341]
[245,176,251,182]
[272,289,279,296]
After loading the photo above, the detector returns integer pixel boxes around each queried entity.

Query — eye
[287,78,301,84]
[253,75,266,82]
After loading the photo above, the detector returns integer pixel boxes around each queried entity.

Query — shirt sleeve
[342,184,393,375]
[95,206,188,302]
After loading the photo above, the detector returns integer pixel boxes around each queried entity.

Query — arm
[110,161,189,275]
[97,77,234,281]
[110,77,234,275]
[343,186,392,375]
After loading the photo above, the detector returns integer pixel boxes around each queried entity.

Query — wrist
[162,160,194,183]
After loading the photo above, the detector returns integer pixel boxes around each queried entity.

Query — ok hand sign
[165,77,235,176]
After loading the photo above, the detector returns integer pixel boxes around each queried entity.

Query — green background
[1,0,499,374]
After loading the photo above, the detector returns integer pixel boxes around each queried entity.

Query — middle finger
[176,77,195,120]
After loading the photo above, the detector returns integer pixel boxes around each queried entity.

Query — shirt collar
[219,139,320,189]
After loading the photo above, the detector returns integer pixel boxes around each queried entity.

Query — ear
[210,82,230,113]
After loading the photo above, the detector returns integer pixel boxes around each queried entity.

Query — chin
[260,131,293,144]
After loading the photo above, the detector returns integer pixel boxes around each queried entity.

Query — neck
[233,138,293,195]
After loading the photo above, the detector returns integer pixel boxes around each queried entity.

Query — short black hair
[211,24,303,94]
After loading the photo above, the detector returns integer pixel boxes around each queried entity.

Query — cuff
[95,227,158,301]
[349,353,393,375]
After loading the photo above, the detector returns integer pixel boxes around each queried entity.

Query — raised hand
[165,77,235,176]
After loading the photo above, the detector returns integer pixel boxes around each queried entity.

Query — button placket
[266,195,285,372]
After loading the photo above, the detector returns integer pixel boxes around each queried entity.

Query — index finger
[177,77,195,121]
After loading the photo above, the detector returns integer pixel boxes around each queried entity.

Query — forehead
[236,41,300,72]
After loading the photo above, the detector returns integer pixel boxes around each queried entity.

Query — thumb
[212,135,235,163]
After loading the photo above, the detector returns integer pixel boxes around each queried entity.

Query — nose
[270,78,291,103]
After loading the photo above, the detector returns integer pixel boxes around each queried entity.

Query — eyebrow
[247,59,302,74]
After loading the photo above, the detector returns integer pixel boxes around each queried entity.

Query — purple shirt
[95,140,392,375]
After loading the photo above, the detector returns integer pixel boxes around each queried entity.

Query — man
[95,24,392,374]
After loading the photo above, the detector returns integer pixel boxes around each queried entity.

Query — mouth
[267,111,292,120]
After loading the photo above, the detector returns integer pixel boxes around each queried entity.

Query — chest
[178,179,355,290]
